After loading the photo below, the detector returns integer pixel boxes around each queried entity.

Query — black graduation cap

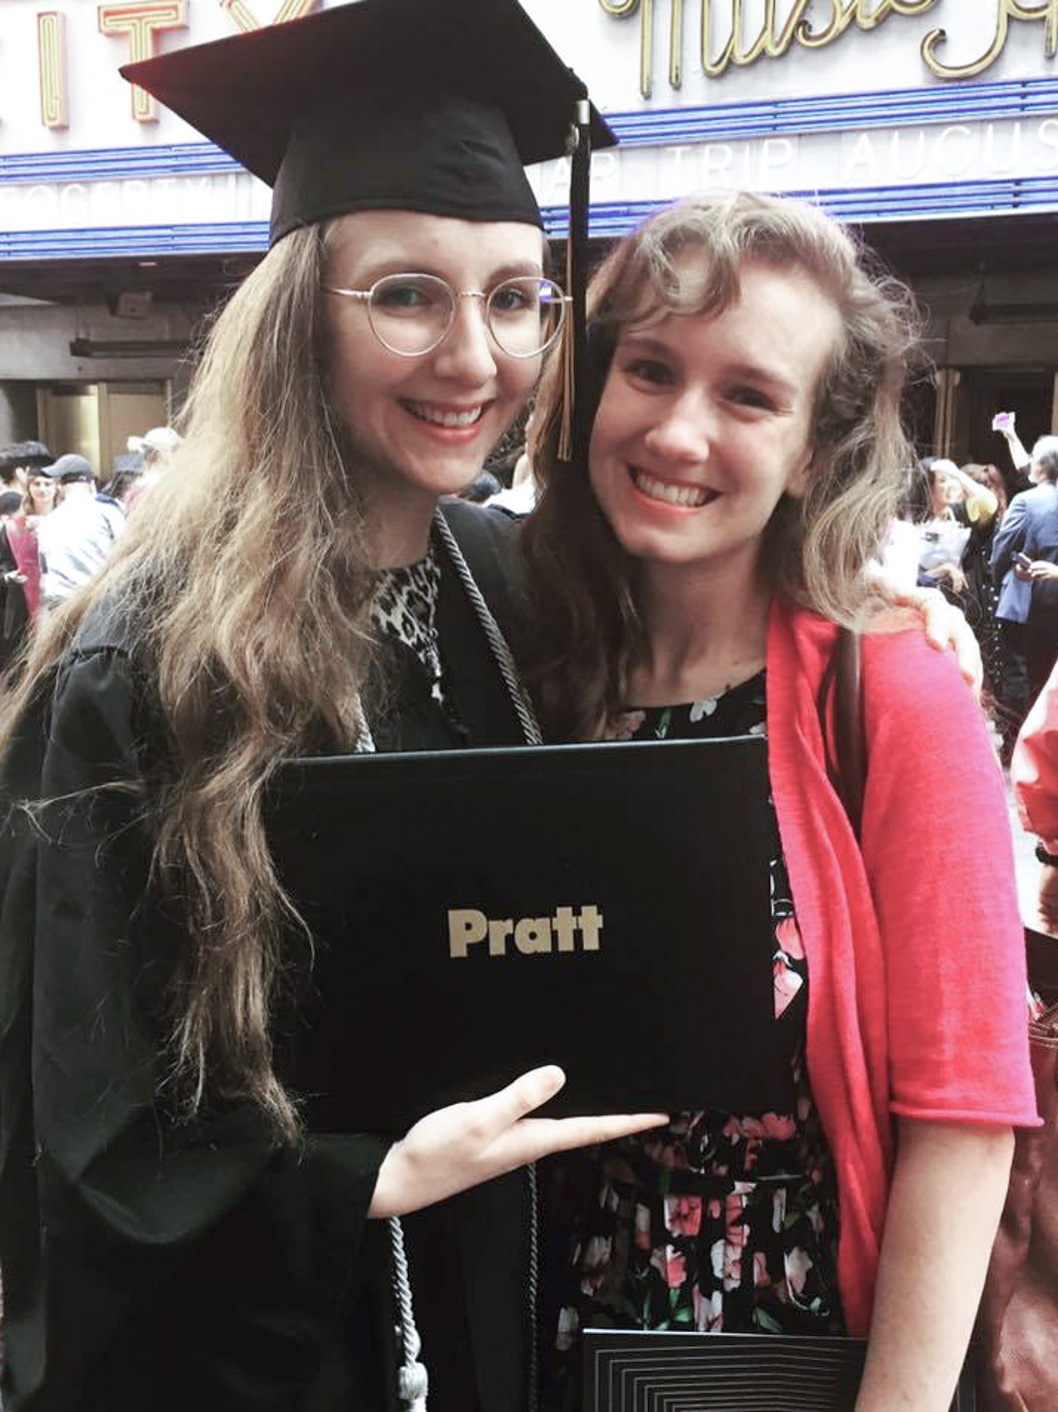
[123,0,612,461]
[122,0,612,243]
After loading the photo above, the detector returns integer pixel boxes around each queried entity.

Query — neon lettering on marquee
[217,0,319,36]
[601,0,1058,98]
[98,0,189,122]
[37,12,68,129]
[922,0,1058,79]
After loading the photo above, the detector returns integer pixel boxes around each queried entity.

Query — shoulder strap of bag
[817,625,867,839]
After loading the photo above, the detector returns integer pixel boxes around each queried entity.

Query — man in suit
[991,436,1058,754]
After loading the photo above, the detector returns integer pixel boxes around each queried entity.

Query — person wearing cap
[123,428,179,513]
[102,451,147,512]
[128,425,181,467]
[34,453,125,610]
[0,5,659,1412]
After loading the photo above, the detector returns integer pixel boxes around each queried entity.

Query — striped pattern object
[583,1330,978,1411]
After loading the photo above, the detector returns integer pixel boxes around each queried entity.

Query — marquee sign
[215,0,318,37]
[3,0,1058,263]
[32,0,320,130]
[601,0,1058,96]
[97,1,188,121]
[36,11,68,128]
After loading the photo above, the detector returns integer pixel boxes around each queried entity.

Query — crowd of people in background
[878,408,1058,763]
[0,427,180,671]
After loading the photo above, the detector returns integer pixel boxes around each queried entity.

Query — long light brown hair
[0,223,381,1137]
[520,191,921,741]
[20,474,58,518]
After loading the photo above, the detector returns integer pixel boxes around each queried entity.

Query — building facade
[1,0,1057,469]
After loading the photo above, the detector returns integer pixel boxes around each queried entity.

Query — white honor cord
[527,1160,540,1412]
[352,691,376,754]
[388,510,543,1411]
[433,510,543,746]
[436,513,545,1411]
[389,1216,429,1412]
[390,1167,539,1412]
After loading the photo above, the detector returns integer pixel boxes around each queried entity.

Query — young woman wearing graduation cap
[0,4,666,1410]
[0,4,986,1410]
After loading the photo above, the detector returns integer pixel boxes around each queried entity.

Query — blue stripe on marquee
[3,172,1058,260]
[1,75,1056,186]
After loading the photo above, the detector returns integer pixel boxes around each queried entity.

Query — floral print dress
[540,671,843,1409]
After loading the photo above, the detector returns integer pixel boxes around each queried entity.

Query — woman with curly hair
[520,192,1037,1411]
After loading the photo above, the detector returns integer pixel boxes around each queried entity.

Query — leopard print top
[370,539,444,706]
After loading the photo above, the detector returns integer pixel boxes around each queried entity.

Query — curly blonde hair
[520,191,922,740]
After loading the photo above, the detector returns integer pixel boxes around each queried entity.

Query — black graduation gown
[0,501,531,1412]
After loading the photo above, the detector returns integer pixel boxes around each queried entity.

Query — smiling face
[323,210,545,564]
[588,258,843,590]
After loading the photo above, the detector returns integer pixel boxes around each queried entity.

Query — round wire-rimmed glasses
[324,272,568,358]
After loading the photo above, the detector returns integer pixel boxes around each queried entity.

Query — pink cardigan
[766,599,1038,1338]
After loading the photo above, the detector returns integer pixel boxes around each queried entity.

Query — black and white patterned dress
[541,671,844,1409]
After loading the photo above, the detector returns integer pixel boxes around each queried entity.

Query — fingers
[916,589,949,651]
[477,1069,667,1147]
[514,1110,669,1159]
[453,1069,668,1163]
[472,1064,567,1131]
[369,1096,670,1219]
[910,592,982,692]
[895,586,948,650]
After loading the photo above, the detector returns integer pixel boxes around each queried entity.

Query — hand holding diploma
[369,1064,667,1218]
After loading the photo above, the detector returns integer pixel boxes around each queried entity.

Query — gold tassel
[556,233,576,463]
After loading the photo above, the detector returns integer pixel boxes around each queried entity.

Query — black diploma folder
[267,736,791,1132]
